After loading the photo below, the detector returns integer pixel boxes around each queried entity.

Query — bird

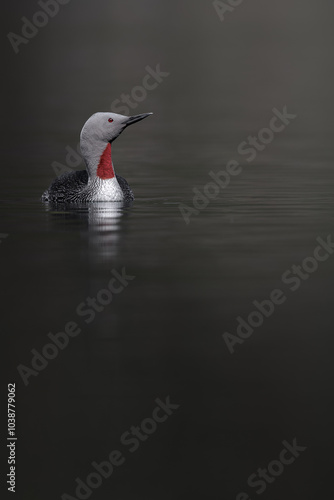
[42,111,153,203]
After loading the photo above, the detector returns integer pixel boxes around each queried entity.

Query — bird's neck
[81,138,115,180]
[80,137,124,201]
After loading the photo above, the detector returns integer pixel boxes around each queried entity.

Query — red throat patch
[97,143,115,179]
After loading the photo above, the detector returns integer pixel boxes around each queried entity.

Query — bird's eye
[108,118,114,123]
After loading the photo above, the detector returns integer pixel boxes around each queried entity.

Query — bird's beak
[124,113,153,126]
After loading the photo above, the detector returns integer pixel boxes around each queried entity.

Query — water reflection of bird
[42,112,152,203]
[43,201,127,261]
[86,201,124,260]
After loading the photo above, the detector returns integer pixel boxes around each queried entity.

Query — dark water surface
[2,1,334,499]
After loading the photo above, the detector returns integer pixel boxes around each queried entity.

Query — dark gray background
[2,1,334,499]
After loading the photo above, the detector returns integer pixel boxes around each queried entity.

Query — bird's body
[42,111,152,203]
[42,170,134,203]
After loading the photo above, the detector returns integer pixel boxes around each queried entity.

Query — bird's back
[42,170,88,203]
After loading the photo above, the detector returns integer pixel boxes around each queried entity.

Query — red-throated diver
[42,111,152,203]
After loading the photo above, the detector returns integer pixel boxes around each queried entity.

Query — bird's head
[79,111,153,180]
[80,111,153,145]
